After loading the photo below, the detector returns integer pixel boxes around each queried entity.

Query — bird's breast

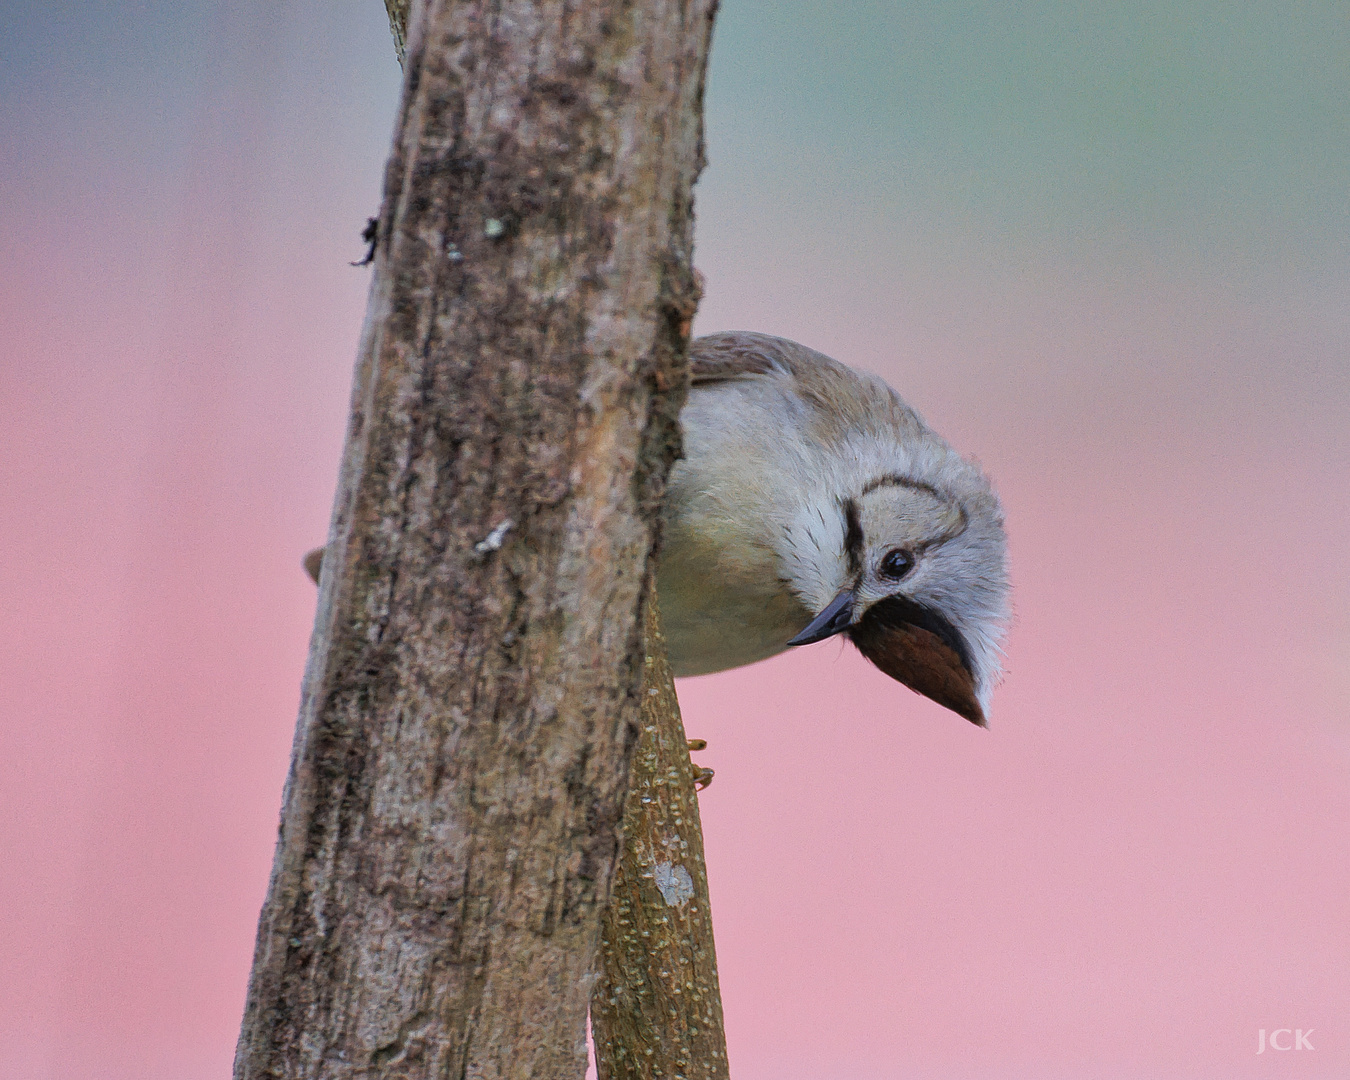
[656,416,813,676]
[657,552,812,677]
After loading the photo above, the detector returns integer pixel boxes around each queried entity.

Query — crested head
[771,360,1011,724]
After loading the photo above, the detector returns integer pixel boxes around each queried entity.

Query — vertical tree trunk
[234,2,717,1076]
[591,591,731,1080]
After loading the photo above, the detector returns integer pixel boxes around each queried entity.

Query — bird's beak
[847,596,985,726]
[786,589,854,646]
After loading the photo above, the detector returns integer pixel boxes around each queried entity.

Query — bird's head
[781,443,1009,725]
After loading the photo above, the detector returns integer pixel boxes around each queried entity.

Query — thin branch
[591,586,732,1079]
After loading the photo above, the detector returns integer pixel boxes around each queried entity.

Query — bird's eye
[879,548,915,580]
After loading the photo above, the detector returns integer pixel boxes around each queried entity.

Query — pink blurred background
[2,2,1346,1077]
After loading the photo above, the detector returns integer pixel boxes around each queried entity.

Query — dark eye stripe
[860,473,944,500]
[858,475,970,549]
[841,498,864,576]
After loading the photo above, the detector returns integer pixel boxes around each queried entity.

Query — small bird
[305,331,1009,726]
[658,331,1009,725]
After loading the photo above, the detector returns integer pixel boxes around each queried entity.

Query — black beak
[786,589,854,646]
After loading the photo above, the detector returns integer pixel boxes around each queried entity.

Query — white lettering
[1296,1029,1314,1051]
[1270,1029,1292,1051]
[1257,1029,1266,1055]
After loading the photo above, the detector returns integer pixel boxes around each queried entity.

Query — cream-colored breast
[657,378,815,676]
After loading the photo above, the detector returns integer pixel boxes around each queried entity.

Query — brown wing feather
[687,330,929,447]
[688,331,790,385]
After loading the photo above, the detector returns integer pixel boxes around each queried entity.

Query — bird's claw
[686,738,712,789]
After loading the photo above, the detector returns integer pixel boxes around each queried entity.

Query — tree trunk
[591,590,731,1080]
[234,1,717,1076]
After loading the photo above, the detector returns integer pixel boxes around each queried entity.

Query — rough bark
[371,5,733,1077]
[591,591,731,1080]
[234,1,717,1077]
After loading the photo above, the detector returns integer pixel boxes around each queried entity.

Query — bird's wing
[688,330,927,446]
[688,331,799,385]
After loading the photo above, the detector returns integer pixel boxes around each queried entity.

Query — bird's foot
[687,738,712,789]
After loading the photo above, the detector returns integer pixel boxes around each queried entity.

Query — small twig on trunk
[382,0,410,66]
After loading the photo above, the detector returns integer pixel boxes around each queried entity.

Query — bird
[304,331,1009,726]
[657,331,1009,726]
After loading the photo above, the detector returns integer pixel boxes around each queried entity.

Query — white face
[850,480,967,609]
[781,469,1010,720]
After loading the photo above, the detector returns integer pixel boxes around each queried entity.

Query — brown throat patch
[850,619,984,726]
